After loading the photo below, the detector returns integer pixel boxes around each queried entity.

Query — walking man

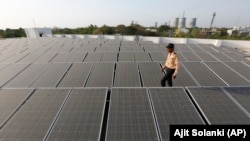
[161,43,180,87]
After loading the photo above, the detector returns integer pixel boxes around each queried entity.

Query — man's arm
[173,55,180,79]
[161,65,166,72]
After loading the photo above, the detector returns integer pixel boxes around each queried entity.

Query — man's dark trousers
[161,68,175,87]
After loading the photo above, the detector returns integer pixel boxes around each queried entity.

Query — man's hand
[173,74,177,79]
[161,67,165,72]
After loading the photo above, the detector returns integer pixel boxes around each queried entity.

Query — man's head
[166,43,174,53]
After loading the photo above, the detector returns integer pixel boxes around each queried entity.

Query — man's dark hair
[166,43,174,48]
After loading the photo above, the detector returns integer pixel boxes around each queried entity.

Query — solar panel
[149,52,166,61]
[106,88,159,141]
[187,87,250,124]
[101,52,117,62]
[172,63,198,86]
[245,62,250,66]
[0,89,70,140]
[188,44,206,52]
[0,89,34,129]
[4,63,49,88]
[149,88,205,141]
[57,63,92,87]
[118,52,134,61]
[70,47,86,53]
[84,52,102,62]
[95,47,109,52]
[50,53,72,62]
[0,63,29,87]
[120,46,133,52]
[0,64,10,71]
[46,88,107,141]
[224,52,249,61]
[195,52,218,61]
[210,52,234,61]
[2,53,29,63]
[175,52,187,61]
[143,46,158,52]
[67,52,87,62]
[47,47,62,53]
[33,47,50,53]
[134,52,152,61]
[1,37,250,140]
[113,62,141,87]
[204,62,250,86]
[222,47,239,53]
[132,47,144,52]
[182,62,226,86]
[17,53,43,63]
[181,52,202,61]
[82,47,97,52]
[138,62,162,87]
[224,62,250,81]
[0,54,12,62]
[85,63,114,87]
[196,44,219,53]
[223,87,250,114]
[34,52,57,63]
[175,44,192,52]
[30,63,71,87]
[59,47,73,52]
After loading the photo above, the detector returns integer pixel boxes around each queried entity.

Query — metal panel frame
[45,88,108,141]
[138,62,163,87]
[204,62,250,86]
[113,62,141,87]
[148,87,205,141]
[85,62,115,87]
[0,88,35,129]
[186,86,250,124]
[57,63,93,87]
[106,88,160,141]
[30,63,71,87]
[0,88,71,140]
[4,63,50,88]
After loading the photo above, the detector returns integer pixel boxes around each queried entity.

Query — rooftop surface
[0,37,250,141]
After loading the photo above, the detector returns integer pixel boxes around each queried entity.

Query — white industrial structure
[189,18,197,28]
[210,12,216,29]
[173,17,197,28]
[227,26,250,36]
[178,18,186,28]
[173,18,179,28]
[25,28,52,38]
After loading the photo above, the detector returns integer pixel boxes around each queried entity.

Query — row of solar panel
[0,45,243,56]
[0,87,249,141]
[0,61,250,88]
[0,51,248,64]
[0,37,244,54]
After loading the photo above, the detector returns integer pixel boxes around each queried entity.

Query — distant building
[227,26,250,36]
[173,18,179,28]
[25,28,52,38]
[178,18,186,28]
[173,17,198,29]
[189,18,197,28]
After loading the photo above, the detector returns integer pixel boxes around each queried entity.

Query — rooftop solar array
[187,87,250,124]
[106,88,159,141]
[46,88,107,141]
[0,37,250,140]
[149,88,205,141]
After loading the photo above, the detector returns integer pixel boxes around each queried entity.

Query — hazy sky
[0,0,249,29]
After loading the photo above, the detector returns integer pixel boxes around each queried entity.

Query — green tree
[115,24,127,34]
[100,25,114,34]
[190,28,201,38]
[175,28,186,37]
